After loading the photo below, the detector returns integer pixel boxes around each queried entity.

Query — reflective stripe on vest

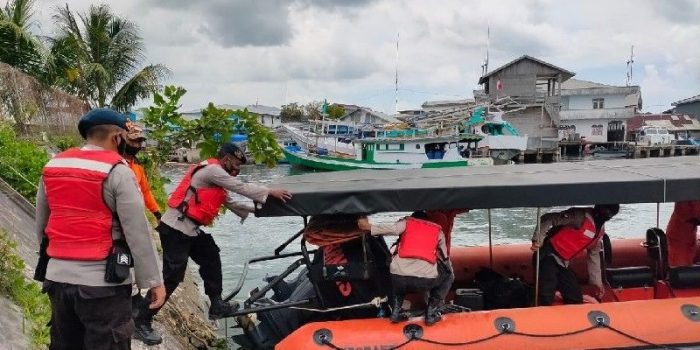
[42,148,123,261]
[549,214,600,261]
[166,158,227,226]
[397,217,441,264]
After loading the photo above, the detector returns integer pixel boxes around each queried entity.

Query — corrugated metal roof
[626,114,700,131]
[672,94,700,106]
[561,79,614,90]
[478,55,575,84]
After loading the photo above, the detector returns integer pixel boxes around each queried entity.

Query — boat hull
[283,149,470,171]
[278,296,700,349]
[276,239,700,349]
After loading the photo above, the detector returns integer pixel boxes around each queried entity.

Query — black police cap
[77,108,129,139]
[219,142,247,164]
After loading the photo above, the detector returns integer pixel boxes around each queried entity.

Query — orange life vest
[549,214,601,261]
[397,217,442,264]
[167,158,227,226]
[42,148,124,260]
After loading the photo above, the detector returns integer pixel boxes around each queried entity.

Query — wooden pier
[558,141,700,160]
[630,145,700,158]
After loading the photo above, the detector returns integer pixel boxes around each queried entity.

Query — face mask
[116,135,127,156]
[124,144,141,157]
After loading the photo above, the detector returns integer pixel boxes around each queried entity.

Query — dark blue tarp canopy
[256,157,700,217]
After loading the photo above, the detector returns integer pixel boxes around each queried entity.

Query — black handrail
[301,237,325,308]
[274,227,305,256]
[223,250,315,302]
[244,258,305,308]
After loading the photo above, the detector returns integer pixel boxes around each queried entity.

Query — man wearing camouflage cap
[123,124,162,220]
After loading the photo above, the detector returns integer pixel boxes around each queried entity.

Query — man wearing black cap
[35,108,166,349]
[133,142,292,345]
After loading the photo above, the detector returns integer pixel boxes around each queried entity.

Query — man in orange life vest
[123,125,161,220]
[666,201,700,267]
[531,204,619,306]
[358,211,454,326]
[132,142,291,345]
[35,109,166,350]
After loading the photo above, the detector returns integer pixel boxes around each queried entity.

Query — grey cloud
[198,0,292,47]
[652,0,700,24]
[491,26,552,59]
[141,0,376,48]
[297,0,378,9]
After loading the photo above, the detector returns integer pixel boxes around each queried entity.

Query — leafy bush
[136,151,169,210]
[0,123,48,203]
[50,134,82,151]
[0,230,51,349]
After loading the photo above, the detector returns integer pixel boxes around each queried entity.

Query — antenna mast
[481,24,490,79]
[626,45,634,86]
[395,32,399,114]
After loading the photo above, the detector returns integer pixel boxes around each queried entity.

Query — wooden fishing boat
[228,157,700,350]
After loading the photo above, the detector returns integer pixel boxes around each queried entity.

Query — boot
[390,295,408,323]
[133,317,163,346]
[424,298,443,326]
[209,295,240,320]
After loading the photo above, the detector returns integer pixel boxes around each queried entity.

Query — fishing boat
[281,123,491,170]
[466,107,528,164]
[226,156,700,349]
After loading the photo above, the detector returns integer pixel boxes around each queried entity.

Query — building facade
[476,55,575,150]
[559,79,642,143]
[672,94,700,118]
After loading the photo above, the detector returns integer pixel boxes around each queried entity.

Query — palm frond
[110,64,170,112]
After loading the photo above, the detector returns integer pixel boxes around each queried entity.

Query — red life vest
[167,158,227,226]
[42,148,124,260]
[397,217,442,264]
[549,214,601,261]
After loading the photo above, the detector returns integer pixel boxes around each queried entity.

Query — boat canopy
[257,157,700,217]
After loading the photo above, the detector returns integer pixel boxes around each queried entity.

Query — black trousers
[535,243,583,306]
[138,223,223,322]
[391,262,455,301]
[45,281,133,350]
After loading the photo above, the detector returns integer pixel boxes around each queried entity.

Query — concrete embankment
[0,178,218,349]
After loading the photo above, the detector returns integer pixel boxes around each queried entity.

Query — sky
[31,0,700,114]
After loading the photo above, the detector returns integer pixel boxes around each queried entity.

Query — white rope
[290,296,387,313]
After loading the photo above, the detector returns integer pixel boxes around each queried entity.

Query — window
[593,98,605,109]
[591,124,604,136]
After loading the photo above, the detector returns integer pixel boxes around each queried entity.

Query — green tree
[182,104,283,167]
[0,0,44,76]
[327,104,346,120]
[280,102,305,123]
[304,101,323,120]
[51,4,169,111]
[141,85,187,167]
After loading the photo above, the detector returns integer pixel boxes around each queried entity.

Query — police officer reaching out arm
[132,142,291,345]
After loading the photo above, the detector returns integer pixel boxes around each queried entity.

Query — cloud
[652,0,700,24]
[297,0,378,9]
[198,1,293,47]
[28,0,700,114]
